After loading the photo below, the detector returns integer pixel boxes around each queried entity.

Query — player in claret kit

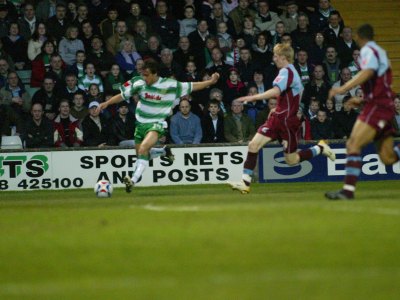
[325,24,400,200]
[228,43,335,194]
[97,59,219,193]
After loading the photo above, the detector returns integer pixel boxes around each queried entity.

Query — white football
[94,180,113,198]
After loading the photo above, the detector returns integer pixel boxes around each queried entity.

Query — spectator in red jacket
[53,99,83,147]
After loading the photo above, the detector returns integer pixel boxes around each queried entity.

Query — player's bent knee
[379,152,397,165]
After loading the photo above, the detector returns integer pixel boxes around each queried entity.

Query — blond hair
[273,43,294,64]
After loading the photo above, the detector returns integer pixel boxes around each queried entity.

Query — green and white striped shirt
[120,76,193,123]
[78,75,104,93]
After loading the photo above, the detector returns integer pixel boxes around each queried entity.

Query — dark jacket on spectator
[24,117,54,148]
[87,49,115,74]
[152,14,179,49]
[332,108,358,138]
[0,103,22,136]
[32,88,60,115]
[311,118,334,140]
[81,114,114,146]
[201,113,225,143]
[111,113,136,144]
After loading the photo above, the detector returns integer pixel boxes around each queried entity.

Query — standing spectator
[111,100,135,147]
[82,100,113,147]
[18,3,37,41]
[2,22,28,70]
[323,10,343,48]
[291,12,314,52]
[322,46,341,85]
[311,109,334,140]
[24,103,53,148]
[294,49,313,86]
[46,3,70,43]
[173,36,196,70]
[115,39,142,75]
[78,62,104,94]
[229,0,256,36]
[308,32,326,66]
[224,99,255,143]
[0,71,31,117]
[201,99,225,143]
[58,25,84,66]
[332,95,358,139]
[332,67,359,111]
[279,0,298,33]
[87,36,115,78]
[179,5,197,37]
[69,91,88,123]
[106,20,134,56]
[255,0,281,34]
[337,27,358,67]
[152,0,179,50]
[170,98,202,144]
[27,22,48,61]
[99,5,118,41]
[53,99,83,147]
[31,76,59,120]
[302,64,330,110]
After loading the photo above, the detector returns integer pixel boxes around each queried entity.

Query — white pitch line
[326,206,400,216]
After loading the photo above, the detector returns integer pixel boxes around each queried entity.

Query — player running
[325,24,400,200]
[228,43,335,194]
[96,59,219,192]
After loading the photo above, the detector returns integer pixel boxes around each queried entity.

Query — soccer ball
[94,180,113,198]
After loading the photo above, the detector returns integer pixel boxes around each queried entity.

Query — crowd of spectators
[0,0,399,149]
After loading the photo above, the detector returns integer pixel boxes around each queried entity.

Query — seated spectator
[332,95,358,139]
[201,99,225,143]
[173,36,196,72]
[179,5,197,37]
[255,97,277,129]
[182,60,200,82]
[139,35,162,63]
[323,10,343,48]
[337,27,358,66]
[18,3,36,41]
[296,108,312,140]
[72,3,90,30]
[82,101,113,147]
[111,100,136,147]
[104,63,126,94]
[87,83,104,104]
[70,91,88,123]
[217,22,233,55]
[310,0,336,32]
[279,0,298,33]
[291,13,314,53]
[59,73,84,103]
[251,31,272,70]
[235,47,255,86]
[58,25,84,66]
[152,0,179,49]
[170,98,202,144]
[249,69,268,108]
[348,48,361,78]
[106,20,134,56]
[159,48,183,79]
[201,0,213,20]
[27,22,49,61]
[223,67,246,108]
[294,49,313,86]
[46,3,70,43]
[270,21,286,48]
[332,67,359,111]
[228,0,256,36]
[209,87,227,115]
[0,103,22,136]
[2,22,28,70]
[302,64,330,110]
[126,2,152,36]
[115,39,142,75]
[323,46,341,85]
[24,103,53,148]
[206,47,231,90]
[30,39,57,87]
[78,62,104,94]
[31,76,60,121]
[0,71,31,117]
[80,20,95,53]
[255,0,281,33]
[86,36,115,78]
[53,99,83,148]
[0,58,10,89]
[132,19,153,54]
[207,2,235,37]
[308,32,326,66]
[67,50,86,80]
[224,99,255,143]
[325,98,336,121]
[311,109,334,140]
[99,5,118,41]
[244,85,261,124]
[394,94,400,137]
[305,98,320,121]
[239,14,259,49]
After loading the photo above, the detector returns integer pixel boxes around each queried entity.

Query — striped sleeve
[175,82,193,98]
[120,77,144,100]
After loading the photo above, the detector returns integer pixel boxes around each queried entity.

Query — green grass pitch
[0,181,399,299]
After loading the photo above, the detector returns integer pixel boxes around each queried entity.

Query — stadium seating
[1,136,23,149]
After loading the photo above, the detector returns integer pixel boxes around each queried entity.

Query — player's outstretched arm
[328,69,374,99]
[236,86,281,103]
[192,72,220,91]
[95,94,123,114]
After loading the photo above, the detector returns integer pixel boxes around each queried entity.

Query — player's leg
[325,120,376,200]
[229,133,272,194]
[284,140,336,166]
[376,135,400,165]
